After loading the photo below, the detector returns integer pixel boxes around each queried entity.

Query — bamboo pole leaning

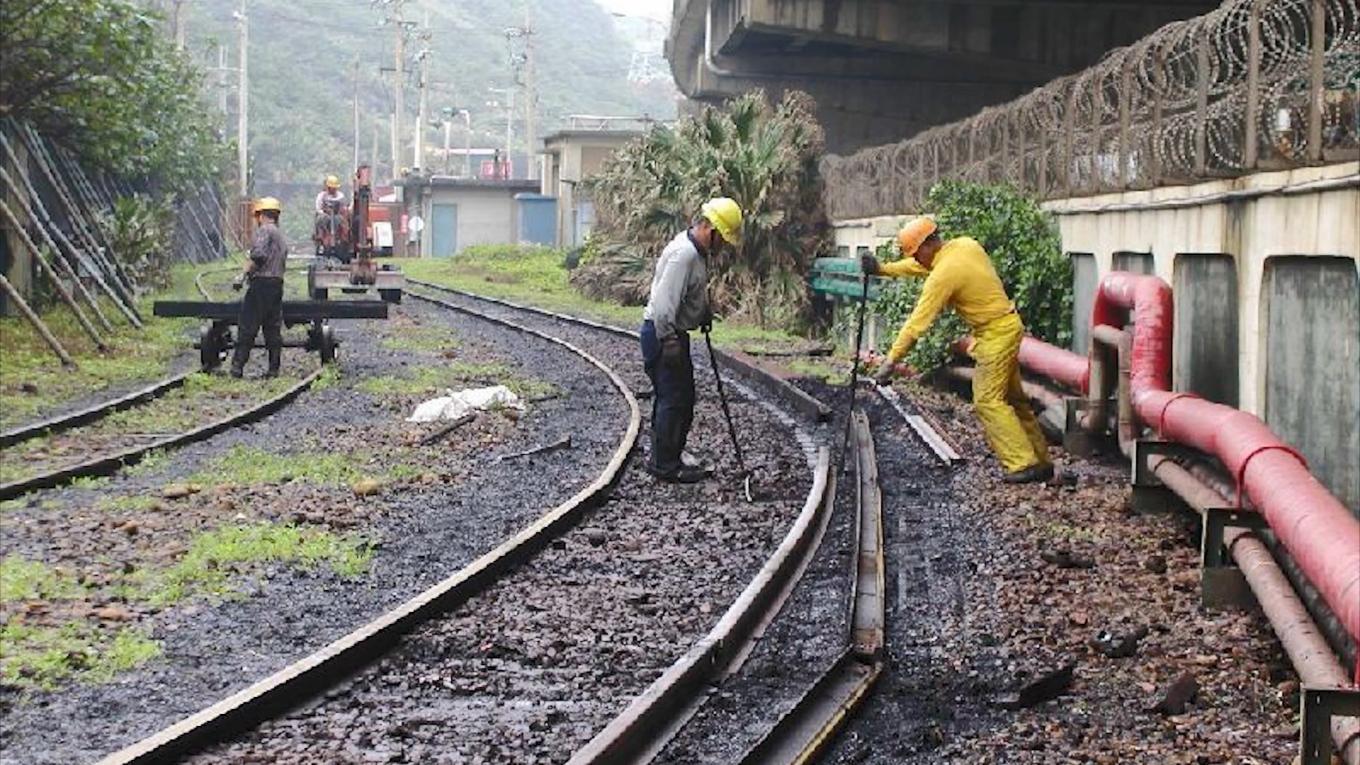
[0,165,113,333]
[0,273,75,368]
[0,136,137,329]
[16,122,141,314]
[0,197,107,351]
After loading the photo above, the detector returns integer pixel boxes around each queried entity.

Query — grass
[381,324,458,354]
[397,249,809,352]
[0,556,87,602]
[0,262,210,429]
[134,522,373,606]
[94,494,161,513]
[0,620,161,690]
[188,445,364,487]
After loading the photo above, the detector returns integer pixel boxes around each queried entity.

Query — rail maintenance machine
[153,166,402,370]
[309,165,405,303]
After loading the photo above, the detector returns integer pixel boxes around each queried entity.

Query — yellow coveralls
[880,237,1050,473]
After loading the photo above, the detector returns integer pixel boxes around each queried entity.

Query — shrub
[580,89,831,328]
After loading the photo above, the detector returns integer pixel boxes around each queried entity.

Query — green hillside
[184,0,675,186]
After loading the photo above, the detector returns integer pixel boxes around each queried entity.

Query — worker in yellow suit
[861,217,1054,483]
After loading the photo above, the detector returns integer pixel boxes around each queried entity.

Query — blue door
[431,203,457,257]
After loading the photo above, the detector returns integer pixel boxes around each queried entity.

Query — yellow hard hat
[701,197,743,246]
[325,175,341,189]
[896,217,937,258]
[253,196,282,215]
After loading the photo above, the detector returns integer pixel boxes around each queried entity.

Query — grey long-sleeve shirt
[249,222,288,279]
[643,230,711,339]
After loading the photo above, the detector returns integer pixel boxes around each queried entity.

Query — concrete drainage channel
[92,285,833,763]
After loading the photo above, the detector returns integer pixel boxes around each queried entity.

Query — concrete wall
[542,132,640,248]
[1044,162,1360,510]
[420,187,522,257]
[1263,257,1360,511]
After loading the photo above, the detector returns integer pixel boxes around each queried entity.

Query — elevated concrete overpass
[667,0,1219,153]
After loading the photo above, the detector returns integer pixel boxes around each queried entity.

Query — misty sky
[594,0,671,24]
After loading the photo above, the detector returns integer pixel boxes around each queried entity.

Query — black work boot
[229,366,244,379]
[1004,464,1050,484]
[265,348,281,378]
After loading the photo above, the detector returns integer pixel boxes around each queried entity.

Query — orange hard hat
[896,217,937,258]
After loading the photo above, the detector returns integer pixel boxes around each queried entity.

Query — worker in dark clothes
[640,197,743,483]
[230,197,288,379]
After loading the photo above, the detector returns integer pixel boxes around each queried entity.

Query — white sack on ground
[406,385,525,422]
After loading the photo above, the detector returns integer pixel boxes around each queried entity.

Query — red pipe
[1018,337,1089,393]
[1076,273,1360,652]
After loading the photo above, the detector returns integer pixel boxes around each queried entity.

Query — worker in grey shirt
[230,196,288,378]
[640,197,743,483]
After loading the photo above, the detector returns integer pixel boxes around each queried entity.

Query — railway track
[0,267,325,501]
[87,285,837,764]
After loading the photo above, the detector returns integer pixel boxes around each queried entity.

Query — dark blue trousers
[640,320,694,474]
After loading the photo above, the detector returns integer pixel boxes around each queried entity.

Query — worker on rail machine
[861,217,1054,484]
[640,197,743,483]
[230,197,288,379]
[315,174,346,215]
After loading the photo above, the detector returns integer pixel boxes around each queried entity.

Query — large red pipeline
[1023,272,1360,649]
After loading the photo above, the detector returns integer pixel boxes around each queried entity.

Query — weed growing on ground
[135,522,372,606]
[68,474,110,490]
[310,364,342,392]
[786,356,853,386]
[381,324,459,354]
[0,620,161,689]
[0,556,87,602]
[0,263,207,428]
[124,448,170,477]
[189,445,361,487]
[95,494,160,513]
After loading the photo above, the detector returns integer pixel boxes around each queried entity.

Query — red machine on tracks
[308,165,404,303]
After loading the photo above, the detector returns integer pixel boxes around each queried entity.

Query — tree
[578,90,831,328]
[0,0,222,189]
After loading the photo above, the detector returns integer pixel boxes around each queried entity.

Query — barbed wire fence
[821,0,1360,221]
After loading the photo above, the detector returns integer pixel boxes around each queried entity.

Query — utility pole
[217,43,228,116]
[463,109,472,178]
[372,118,381,181]
[415,8,431,172]
[171,0,188,49]
[352,59,360,174]
[235,0,249,197]
[502,89,515,179]
[523,4,537,180]
[442,111,452,175]
[389,0,406,176]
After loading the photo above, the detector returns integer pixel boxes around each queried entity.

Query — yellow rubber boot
[1006,364,1051,467]
[971,314,1044,474]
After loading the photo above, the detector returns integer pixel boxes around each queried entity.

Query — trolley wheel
[379,289,402,304]
[318,323,337,364]
[199,324,226,371]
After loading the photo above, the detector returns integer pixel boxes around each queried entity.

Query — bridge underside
[668,0,1220,154]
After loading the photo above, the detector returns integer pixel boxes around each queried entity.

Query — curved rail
[0,370,194,449]
[0,368,323,501]
[98,290,642,765]
[398,284,852,764]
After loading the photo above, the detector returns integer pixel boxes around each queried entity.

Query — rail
[822,0,1360,220]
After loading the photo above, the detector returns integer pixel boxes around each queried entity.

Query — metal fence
[821,0,1360,221]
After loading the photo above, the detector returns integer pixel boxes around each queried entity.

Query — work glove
[660,335,687,365]
[860,253,881,276]
[232,274,246,291]
[872,362,896,387]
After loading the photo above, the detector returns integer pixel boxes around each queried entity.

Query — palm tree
[578,90,830,328]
